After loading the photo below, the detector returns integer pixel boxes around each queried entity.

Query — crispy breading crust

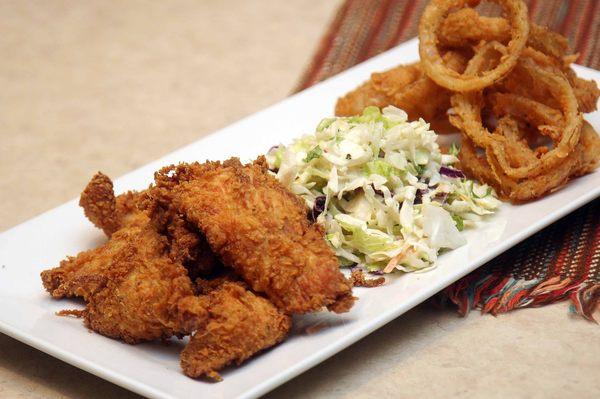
[335,52,467,122]
[350,269,385,288]
[40,223,207,343]
[142,191,222,279]
[145,157,356,314]
[79,172,120,235]
[43,171,296,378]
[180,281,291,381]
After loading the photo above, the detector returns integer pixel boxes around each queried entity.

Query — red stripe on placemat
[580,213,600,281]
[544,0,562,30]
[389,0,420,47]
[356,0,393,62]
[577,0,600,64]
[558,0,578,39]
[575,0,594,57]
[335,2,380,75]
[571,0,589,51]
[590,28,600,68]
[528,0,539,19]
[549,227,576,278]
[295,0,354,91]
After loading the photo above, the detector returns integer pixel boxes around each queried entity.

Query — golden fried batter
[181,281,291,381]
[41,222,207,343]
[335,63,448,121]
[43,172,296,378]
[79,172,146,235]
[146,157,356,314]
[81,172,221,279]
[350,269,385,288]
[335,52,467,122]
[142,192,222,280]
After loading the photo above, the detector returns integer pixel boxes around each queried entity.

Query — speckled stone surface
[0,1,598,398]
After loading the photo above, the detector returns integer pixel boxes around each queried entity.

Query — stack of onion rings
[418,0,600,201]
[335,0,599,201]
[419,0,529,92]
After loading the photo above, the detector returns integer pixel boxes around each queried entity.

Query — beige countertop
[1,1,598,398]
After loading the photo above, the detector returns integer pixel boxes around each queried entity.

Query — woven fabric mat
[296,0,600,321]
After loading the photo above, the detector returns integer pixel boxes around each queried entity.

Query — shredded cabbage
[266,106,500,273]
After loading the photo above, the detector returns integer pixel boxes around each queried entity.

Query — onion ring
[571,121,600,177]
[458,137,507,197]
[488,57,582,178]
[489,92,562,141]
[497,46,599,115]
[460,132,587,202]
[418,0,529,92]
[493,116,538,167]
[450,40,583,180]
[448,41,509,148]
[439,9,569,60]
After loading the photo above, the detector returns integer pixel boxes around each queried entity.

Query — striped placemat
[297,0,600,321]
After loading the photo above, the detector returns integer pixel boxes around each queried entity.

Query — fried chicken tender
[335,63,447,121]
[81,172,221,278]
[335,52,467,122]
[41,231,290,374]
[181,281,291,381]
[43,172,293,377]
[146,157,355,314]
[79,172,146,235]
[41,222,291,373]
[143,193,222,280]
[40,221,208,343]
[43,173,218,342]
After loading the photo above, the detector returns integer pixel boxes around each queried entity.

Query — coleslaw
[266,106,500,273]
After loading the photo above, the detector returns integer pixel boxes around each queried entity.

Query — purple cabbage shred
[309,196,326,222]
[414,188,428,205]
[439,166,465,179]
[371,184,384,196]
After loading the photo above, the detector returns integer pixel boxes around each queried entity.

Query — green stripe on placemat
[297,0,600,321]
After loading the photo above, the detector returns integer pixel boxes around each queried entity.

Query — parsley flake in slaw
[266,106,500,273]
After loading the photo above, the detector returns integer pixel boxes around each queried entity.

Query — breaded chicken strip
[40,222,207,343]
[43,173,220,342]
[335,62,449,121]
[146,157,355,314]
[42,223,290,377]
[41,222,290,375]
[143,192,221,280]
[80,172,220,278]
[43,172,292,377]
[335,53,467,122]
[41,230,290,373]
[181,281,291,381]
[79,172,146,235]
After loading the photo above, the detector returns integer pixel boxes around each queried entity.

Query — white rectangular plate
[1,38,599,399]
